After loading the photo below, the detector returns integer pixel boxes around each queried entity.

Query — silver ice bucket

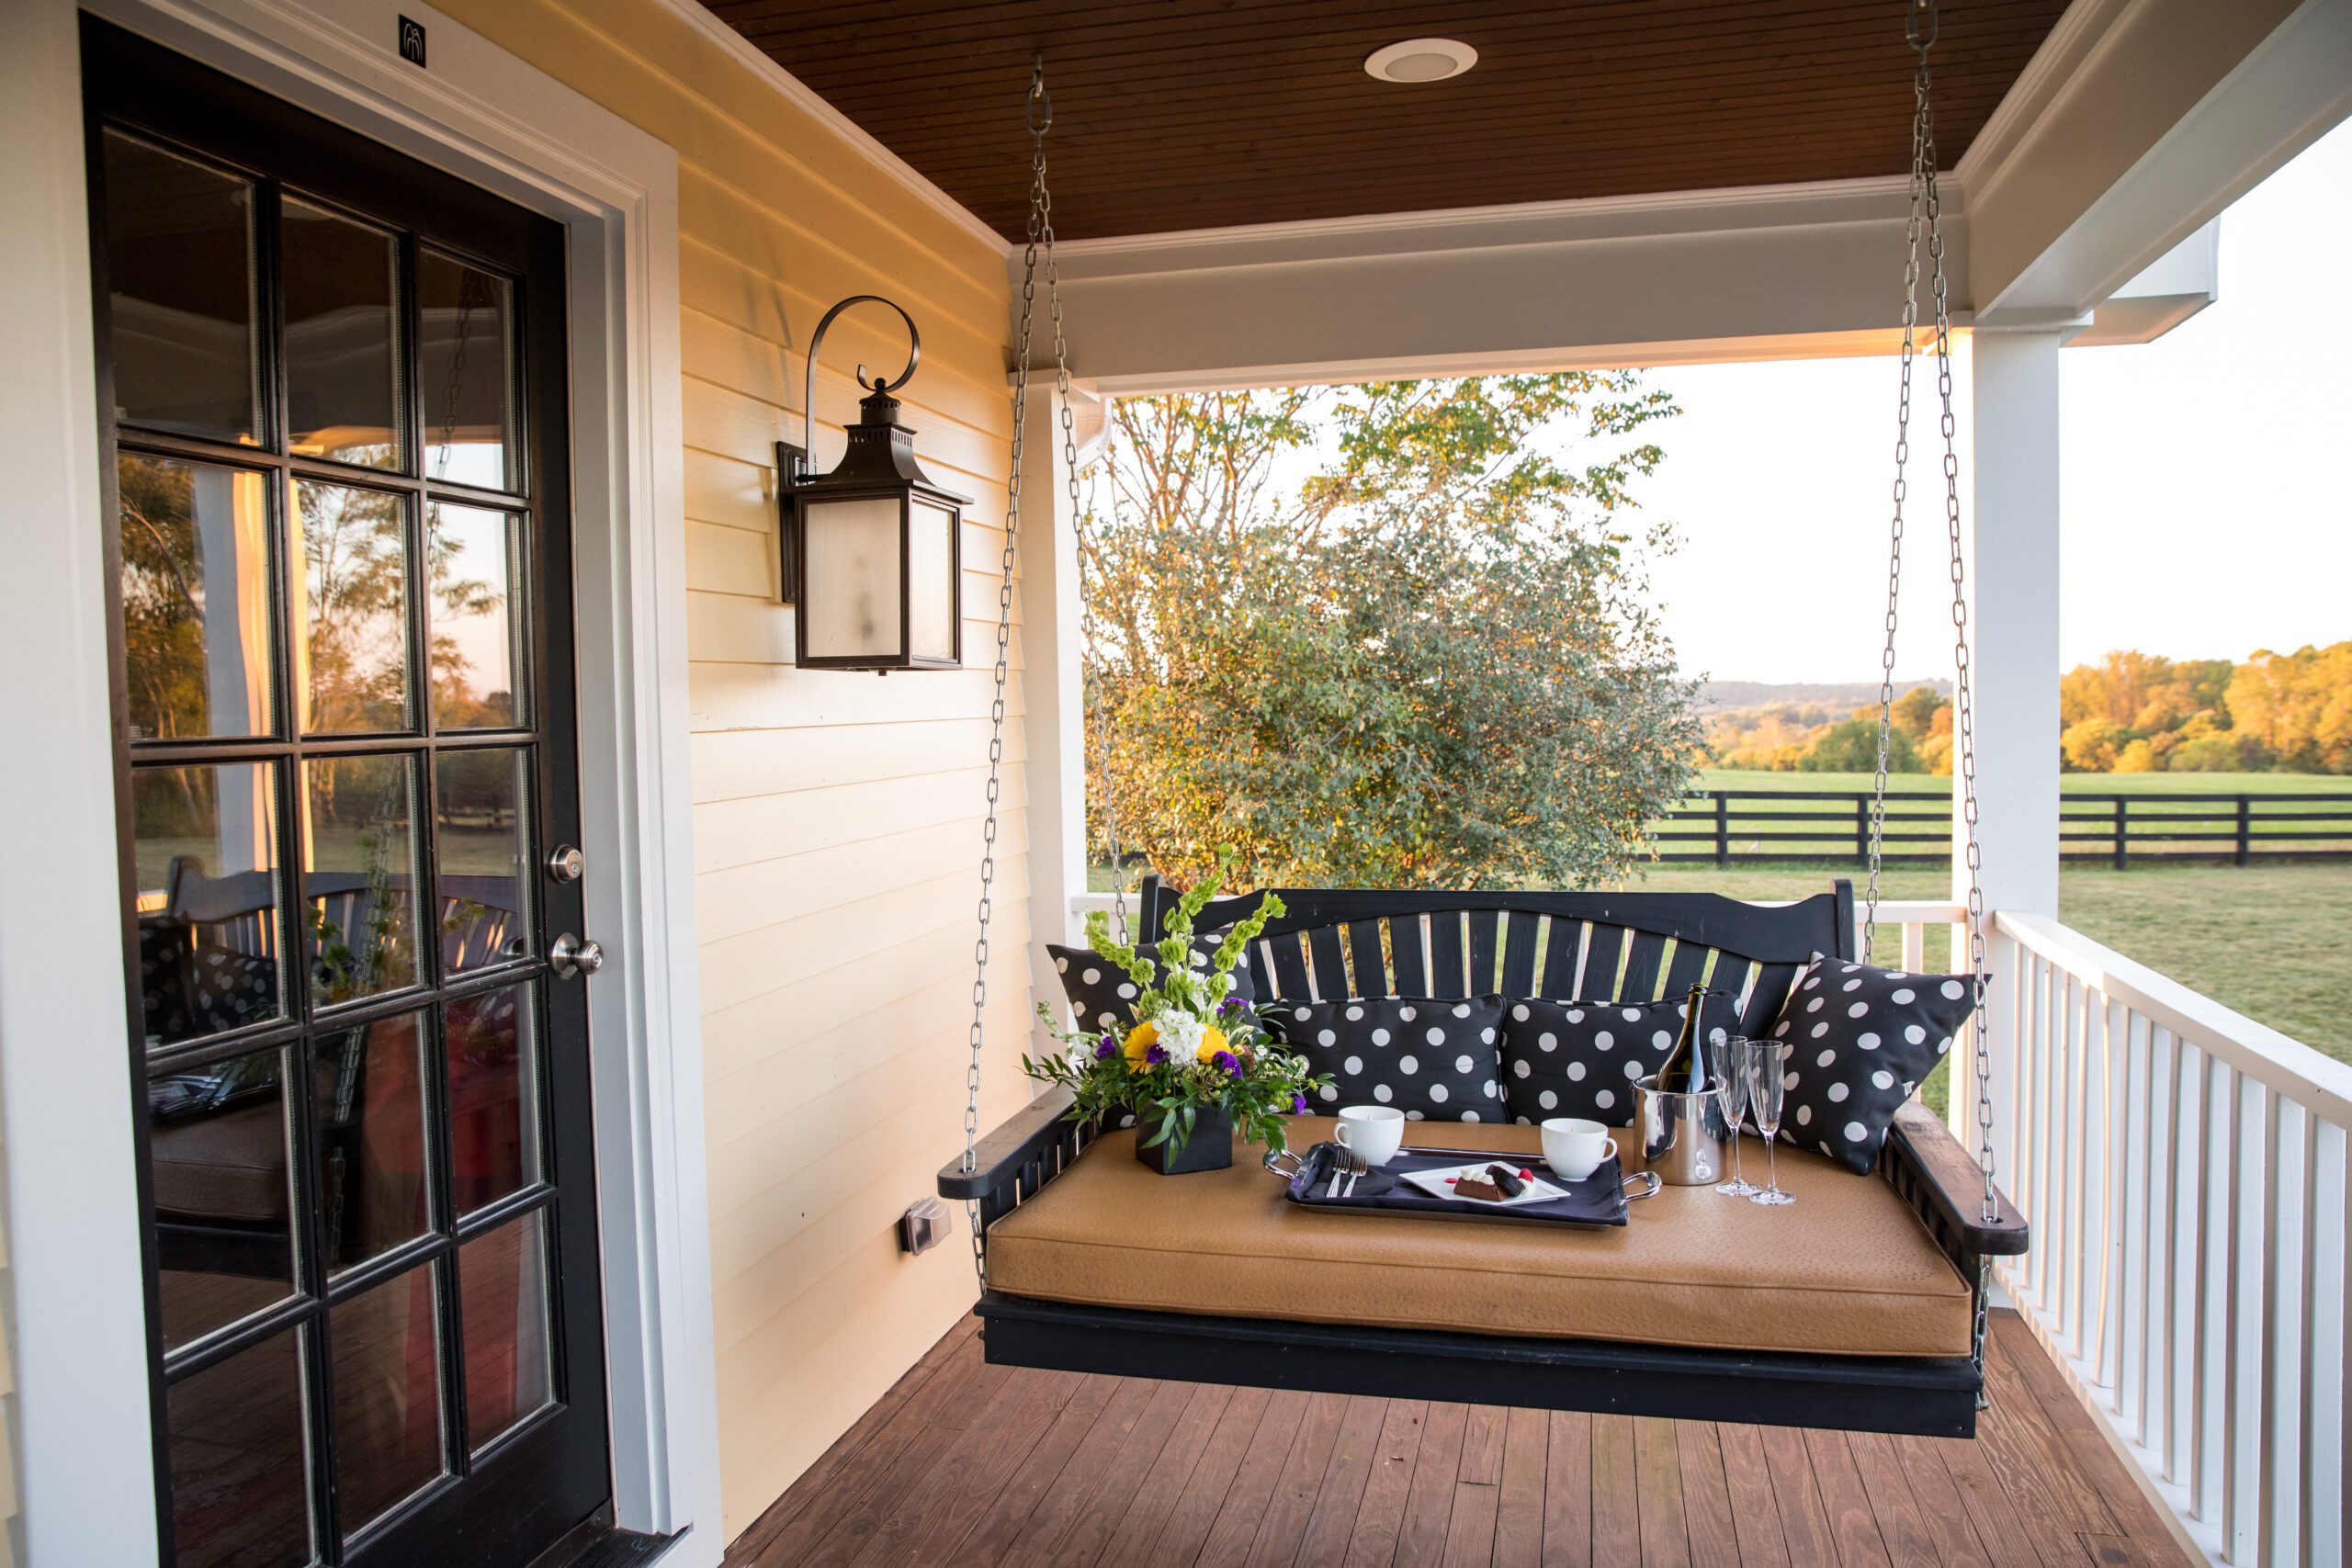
[1634,1076,1728,1186]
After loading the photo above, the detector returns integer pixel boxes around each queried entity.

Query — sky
[1630,117,2352,687]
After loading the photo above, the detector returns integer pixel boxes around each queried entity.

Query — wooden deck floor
[724,1311,2191,1568]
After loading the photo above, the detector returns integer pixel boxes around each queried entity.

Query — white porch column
[1016,377,1105,1048]
[1962,328,2064,1180]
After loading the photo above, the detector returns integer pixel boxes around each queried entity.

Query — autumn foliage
[1704,645,2352,774]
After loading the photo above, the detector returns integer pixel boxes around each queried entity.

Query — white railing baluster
[2069,970,2092,1356]
[2204,1056,2234,1531]
[2230,1078,2268,1567]
[2147,1023,2177,1467]
[2103,996,2131,1398]
[2272,1100,2308,1568]
[2119,1006,2151,1433]
[2182,1043,2211,1512]
[2310,1119,2346,1568]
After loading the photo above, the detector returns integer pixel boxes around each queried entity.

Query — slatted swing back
[1141,878,1857,1039]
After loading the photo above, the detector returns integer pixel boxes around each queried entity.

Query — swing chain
[1907,3,1997,1234]
[961,58,1057,1290]
[1871,0,2001,1258]
[1049,157,1129,946]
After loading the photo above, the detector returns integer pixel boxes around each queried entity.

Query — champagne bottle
[1657,983,1713,1095]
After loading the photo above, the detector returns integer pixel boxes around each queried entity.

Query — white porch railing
[1997,910,2351,1568]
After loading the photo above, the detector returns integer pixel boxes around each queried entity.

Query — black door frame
[82,17,613,1564]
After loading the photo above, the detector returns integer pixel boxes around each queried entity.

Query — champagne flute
[1709,1033,1757,1197]
[1745,1039,1796,1207]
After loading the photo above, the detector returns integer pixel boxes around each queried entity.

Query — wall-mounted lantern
[776,295,969,672]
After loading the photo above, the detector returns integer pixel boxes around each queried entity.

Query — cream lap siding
[435,0,1029,1538]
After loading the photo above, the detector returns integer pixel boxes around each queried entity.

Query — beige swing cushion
[983,1116,1973,1358]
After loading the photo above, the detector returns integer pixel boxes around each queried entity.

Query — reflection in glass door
[86,19,608,1567]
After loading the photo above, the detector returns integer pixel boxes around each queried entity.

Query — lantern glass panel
[907,498,957,665]
[801,494,902,662]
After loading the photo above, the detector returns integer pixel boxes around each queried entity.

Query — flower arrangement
[1025,877,1326,1163]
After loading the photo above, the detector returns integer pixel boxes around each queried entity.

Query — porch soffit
[704,0,2069,243]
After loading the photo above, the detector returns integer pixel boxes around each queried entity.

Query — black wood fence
[1653,789,2352,866]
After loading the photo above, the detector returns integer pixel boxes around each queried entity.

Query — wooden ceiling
[707,1,2072,243]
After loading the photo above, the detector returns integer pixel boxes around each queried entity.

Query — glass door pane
[293,479,414,734]
[418,253,518,492]
[117,453,277,741]
[283,197,404,471]
[99,130,263,446]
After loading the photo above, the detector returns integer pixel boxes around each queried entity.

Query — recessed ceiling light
[1364,38,1477,85]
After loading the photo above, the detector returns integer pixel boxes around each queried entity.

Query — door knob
[549,932,604,979]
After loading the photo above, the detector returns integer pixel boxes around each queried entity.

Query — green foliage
[1086,375,1699,888]
[1024,871,1325,1156]
[1711,685,1950,773]
[1798,716,1923,773]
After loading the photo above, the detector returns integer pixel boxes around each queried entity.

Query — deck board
[725,1311,2196,1568]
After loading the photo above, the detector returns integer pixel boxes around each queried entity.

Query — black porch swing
[939,5,2028,1439]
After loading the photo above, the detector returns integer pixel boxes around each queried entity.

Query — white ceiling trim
[1058,175,1956,278]
[1952,0,2128,201]
[1969,0,2346,321]
[646,0,1009,258]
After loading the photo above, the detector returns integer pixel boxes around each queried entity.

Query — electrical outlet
[898,1197,949,1257]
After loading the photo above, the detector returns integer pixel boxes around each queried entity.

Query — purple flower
[1145,1044,1169,1066]
[1221,996,1245,1015]
[1094,1036,1119,1062]
[1214,1050,1240,1077]
[1290,1092,1308,1114]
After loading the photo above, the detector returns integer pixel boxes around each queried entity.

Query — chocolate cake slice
[1453,1168,1506,1201]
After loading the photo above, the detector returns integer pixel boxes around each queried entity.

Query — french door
[85,19,611,1566]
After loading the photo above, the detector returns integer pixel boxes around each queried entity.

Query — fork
[1340,1148,1367,1198]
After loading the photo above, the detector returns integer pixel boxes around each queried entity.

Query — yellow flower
[1194,1027,1232,1064]
[1121,1021,1160,1065]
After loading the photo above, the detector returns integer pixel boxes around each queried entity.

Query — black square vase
[1135,1103,1235,1175]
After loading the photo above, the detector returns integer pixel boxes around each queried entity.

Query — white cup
[1334,1104,1407,1167]
[1542,1117,1613,1180]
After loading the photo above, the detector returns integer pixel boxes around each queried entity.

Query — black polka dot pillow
[1764,952,1983,1174]
[1046,941,1259,1034]
[1267,996,1506,1122]
[1499,994,1736,1128]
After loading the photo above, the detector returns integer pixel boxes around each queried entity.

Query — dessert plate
[1400,1161,1571,1208]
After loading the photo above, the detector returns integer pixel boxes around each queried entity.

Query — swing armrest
[1882,1102,2030,1258]
[937,1087,1086,1203]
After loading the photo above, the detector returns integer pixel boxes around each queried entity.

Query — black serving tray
[1268,1141,1659,1228]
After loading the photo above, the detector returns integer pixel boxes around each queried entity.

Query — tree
[2060,716,2128,773]
[1891,684,1948,741]
[1084,374,1696,889]
[1799,716,1922,773]
[2228,643,2352,773]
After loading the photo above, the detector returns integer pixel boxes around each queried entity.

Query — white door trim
[0,2,719,1562]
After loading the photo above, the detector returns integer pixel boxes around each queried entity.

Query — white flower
[1156,1010,1206,1060]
